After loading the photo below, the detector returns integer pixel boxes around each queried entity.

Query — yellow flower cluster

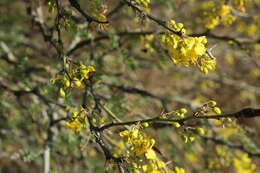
[119,125,167,173]
[175,108,188,118]
[136,0,151,7]
[174,167,185,173]
[161,20,216,74]
[202,2,236,29]
[236,14,259,36]
[195,127,205,136]
[119,125,155,156]
[207,100,222,114]
[233,151,257,173]
[87,0,108,29]
[50,64,95,98]
[140,34,155,52]
[181,134,196,143]
[162,108,188,128]
[232,0,246,12]
[46,0,56,13]
[197,54,217,74]
[65,107,87,133]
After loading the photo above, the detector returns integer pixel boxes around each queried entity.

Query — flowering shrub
[0,0,259,173]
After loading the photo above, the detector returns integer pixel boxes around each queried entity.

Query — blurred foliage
[0,0,260,173]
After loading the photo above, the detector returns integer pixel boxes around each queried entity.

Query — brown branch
[121,0,182,36]
[81,81,125,170]
[0,81,66,109]
[66,28,259,56]
[97,108,260,131]
[192,30,260,48]
[68,0,108,24]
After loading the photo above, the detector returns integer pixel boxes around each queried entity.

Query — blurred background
[0,0,259,172]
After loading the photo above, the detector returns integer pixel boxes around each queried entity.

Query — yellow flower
[182,135,188,143]
[219,5,231,16]
[213,107,222,114]
[179,108,187,114]
[205,15,220,29]
[156,159,165,168]
[197,54,217,74]
[161,20,216,74]
[174,167,185,173]
[119,125,167,173]
[203,3,236,29]
[142,122,149,127]
[119,130,130,137]
[233,151,257,173]
[65,107,87,133]
[208,100,217,107]
[73,79,83,88]
[189,136,195,142]
[66,120,82,133]
[195,127,205,135]
[142,160,165,173]
[59,88,66,98]
[119,125,156,155]
[136,0,151,7]
[133,169,140,173]
[63,77,70,88]
[171,122,181,128]
[145,149,157,160]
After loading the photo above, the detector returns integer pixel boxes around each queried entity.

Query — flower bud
[59,88,65,98]
[213,107,221,114]
[196,127,205,135]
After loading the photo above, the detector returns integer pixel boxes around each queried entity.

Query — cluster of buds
[50,63,95,98]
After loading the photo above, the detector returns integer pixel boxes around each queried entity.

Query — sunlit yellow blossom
[179,108,187,114]
[50,64,95,96]
[136,0,151,7]
[197,54,217,74]
[232,0,246,12]
[66,120,82,133]
[120,126,155,155]
[205,15,220,29]
[142,122,149,127]
[213,107,222,114]
[59,88,66,98]
[171,122,181,128]
[161,20,216,74]
[195,127,205,135]
[208,100,217,107]
[119,125,167,172]
[87,1,108,30]
[62,76,70,88]
[233,151,257,173]
[174,166,185,173]
[163,34,207,66]
[189,136,195,142]
[181,135,188,143]
[142,160,165,173]
[145,149,157,160]
[65,107,87,133]
[140,34,155,52]
[73,78,83,88]
[202,2,236,29]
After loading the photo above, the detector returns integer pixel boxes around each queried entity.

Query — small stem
[44,144,50,173]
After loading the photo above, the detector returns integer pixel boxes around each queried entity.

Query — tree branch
[68,0,108,24]
[97,108,260,131]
